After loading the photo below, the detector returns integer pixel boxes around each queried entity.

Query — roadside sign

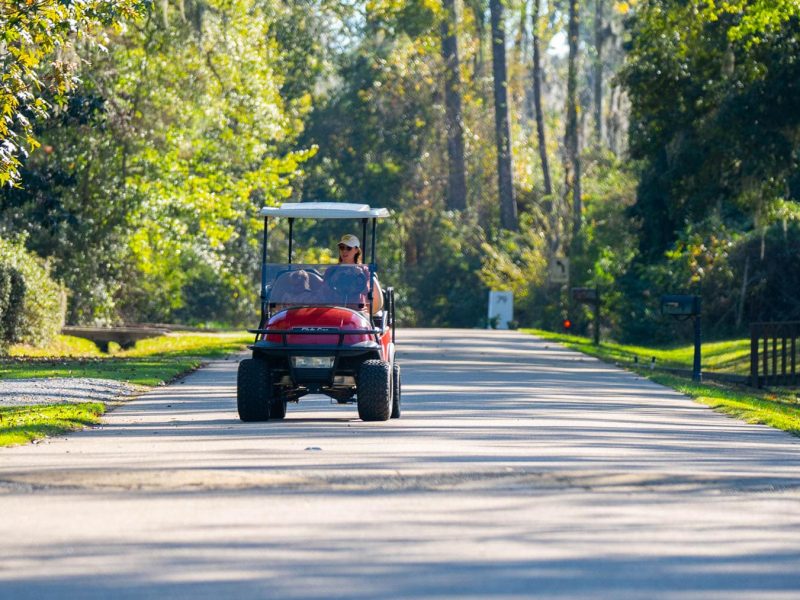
[488,290,513,329]
[549,257,569,284]
[572,287,598,303]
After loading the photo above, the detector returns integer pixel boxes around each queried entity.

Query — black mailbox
[572,287,599,303]
[660,294,700,316]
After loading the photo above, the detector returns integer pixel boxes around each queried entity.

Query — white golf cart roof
[259,202,390,219]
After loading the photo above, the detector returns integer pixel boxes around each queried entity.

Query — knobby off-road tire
[237,358,272,422]
[391,363,401,419]
[357,359,392,422]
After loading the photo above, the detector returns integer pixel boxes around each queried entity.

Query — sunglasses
[338,244,355,251]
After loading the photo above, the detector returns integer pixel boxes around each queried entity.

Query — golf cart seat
[269,269,324,306]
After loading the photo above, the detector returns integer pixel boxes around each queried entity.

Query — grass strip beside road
[2,332,252,385]
[0,402,105,447]
[0,331,251,447]
[523,328,800,437]
[521,328,751,374]
[649,373,800,435]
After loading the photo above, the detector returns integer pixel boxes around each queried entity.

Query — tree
[564,0,581,238]
[620,0,800,258]
[592,0,612,145]
[2,0,314,324]
[0,0,143,186]
[490,0,518,230]
[465,0,488,80]
[531,0,552,196]
[441,0,468,211]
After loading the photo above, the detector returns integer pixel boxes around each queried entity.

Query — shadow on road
[3,329,800,598]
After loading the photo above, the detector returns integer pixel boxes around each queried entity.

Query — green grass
[2,331,252,385]
[9,335,104,358]
[0,402,106,446]
[521,328,751,373]
[650,373,800,435]
[0,331,252,447]
[524,328,800,436]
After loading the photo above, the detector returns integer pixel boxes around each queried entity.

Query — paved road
[1,329,800,599]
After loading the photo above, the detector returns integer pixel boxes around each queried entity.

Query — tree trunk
[468,0,486,81]
[490,0,518,231]
[531,0,552,196]
[565,0,581,238]
[441,0,467,211]
[513,0,528,78]
[593,0,604,145]
[607,84,619,154]
[736,253,749,328]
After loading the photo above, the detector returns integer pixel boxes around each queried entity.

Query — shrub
[0,266,26,345]
[0,237,67,349]
[0,267,11,344]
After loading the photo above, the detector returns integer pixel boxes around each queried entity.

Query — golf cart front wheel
[237,358,272,422]
[357,359,392,422]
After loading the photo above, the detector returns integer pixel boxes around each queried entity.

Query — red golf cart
[237,202,400,422]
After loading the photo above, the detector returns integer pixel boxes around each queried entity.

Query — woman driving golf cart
[323,234,383,312]
[240,202,399,423]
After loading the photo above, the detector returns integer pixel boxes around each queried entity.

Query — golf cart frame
[237,202,400,422]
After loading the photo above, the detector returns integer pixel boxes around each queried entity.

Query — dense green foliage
[0,264,25,346]
[0,0,797,341]
[613,0,800,341]
[621,1,800,259]
[0,237,66,349]
[0,0,143,186]
[1,0,311,326]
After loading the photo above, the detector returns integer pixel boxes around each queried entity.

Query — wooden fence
[750,321,800,388]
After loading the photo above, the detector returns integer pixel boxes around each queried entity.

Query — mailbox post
[661,294,702,381]
[572,287,600,345]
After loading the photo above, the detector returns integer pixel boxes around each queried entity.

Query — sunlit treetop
[0,0,147,186]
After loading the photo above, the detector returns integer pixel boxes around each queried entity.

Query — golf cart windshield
[264,263,376,311]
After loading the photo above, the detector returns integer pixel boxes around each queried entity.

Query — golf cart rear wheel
[391,363,401,419]
[357,359,392,422]
[237,358,272,422]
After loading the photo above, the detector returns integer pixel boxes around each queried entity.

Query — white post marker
[548,256,569,284]
[488,291,514,329]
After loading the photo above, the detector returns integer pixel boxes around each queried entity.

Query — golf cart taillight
[292,356,334,369]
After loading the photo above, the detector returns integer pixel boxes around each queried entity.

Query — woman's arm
[371,275,384,312]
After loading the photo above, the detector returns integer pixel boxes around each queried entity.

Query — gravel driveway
[0,378,141,407]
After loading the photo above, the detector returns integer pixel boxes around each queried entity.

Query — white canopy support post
[260,216,269,325]
[288,218,294,263]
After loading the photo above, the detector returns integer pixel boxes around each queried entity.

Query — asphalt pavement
[1,328,799,599]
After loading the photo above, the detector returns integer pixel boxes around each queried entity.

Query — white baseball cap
[338,234,360,248]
